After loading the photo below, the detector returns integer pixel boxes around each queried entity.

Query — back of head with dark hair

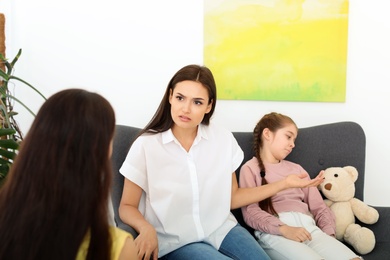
[252,112,297,216]
[139,64,217,137]
[0,88,116,260]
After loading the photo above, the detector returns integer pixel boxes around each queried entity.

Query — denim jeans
[160,224,270,260]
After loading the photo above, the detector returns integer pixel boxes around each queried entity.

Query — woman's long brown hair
[253,112,296,216]
[0,89,116,260]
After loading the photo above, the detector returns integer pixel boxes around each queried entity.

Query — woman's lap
[160,224,270,260]
[159,241,231,260]
[219,224,271,260]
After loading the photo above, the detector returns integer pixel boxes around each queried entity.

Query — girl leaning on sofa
[239,112,362,260]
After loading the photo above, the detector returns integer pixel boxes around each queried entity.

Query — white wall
[1,0,389,206]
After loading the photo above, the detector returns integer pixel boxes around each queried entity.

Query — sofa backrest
[111,121,366,236]
[111,125,141,236]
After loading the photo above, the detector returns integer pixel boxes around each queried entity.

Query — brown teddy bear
[318,166,379,255]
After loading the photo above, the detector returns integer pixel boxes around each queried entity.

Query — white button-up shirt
[120,123,244,257]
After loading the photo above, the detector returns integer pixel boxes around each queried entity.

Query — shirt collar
[161,124,209,145]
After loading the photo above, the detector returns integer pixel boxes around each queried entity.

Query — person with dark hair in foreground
[0,89,137,260]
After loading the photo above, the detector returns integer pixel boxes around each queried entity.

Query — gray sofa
[111,121,390,259]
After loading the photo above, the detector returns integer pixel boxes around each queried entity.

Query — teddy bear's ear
[344,166,358,182]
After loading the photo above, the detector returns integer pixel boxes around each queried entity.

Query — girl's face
[267,123,297,162]
[169,80,212,131]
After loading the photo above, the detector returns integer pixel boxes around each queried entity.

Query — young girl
[0,89,137,260]
[240,112,361,260]
[118,65,325,260]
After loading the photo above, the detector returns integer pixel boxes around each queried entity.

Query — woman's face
[169,80,212,130]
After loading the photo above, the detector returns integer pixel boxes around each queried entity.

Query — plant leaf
[0,149,17,160]
[5,94,36,117]
[0,69,9,81]
[0,139,19,150]
[0,157,12,165]
[0,128,16,136]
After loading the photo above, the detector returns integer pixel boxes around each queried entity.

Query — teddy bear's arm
[350,198,379,224]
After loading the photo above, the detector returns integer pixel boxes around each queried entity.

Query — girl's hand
[279,225,312,242]
[285,170,324,188]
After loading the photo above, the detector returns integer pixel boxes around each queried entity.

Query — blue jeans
[160,224,270,260]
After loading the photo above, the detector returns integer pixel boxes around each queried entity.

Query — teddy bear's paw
[359,207,379,224]
[344,224,376,255]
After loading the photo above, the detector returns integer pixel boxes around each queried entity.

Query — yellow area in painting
[204,0,349,102]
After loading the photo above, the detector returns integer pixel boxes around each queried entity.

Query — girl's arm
[119,178,158,260]
[305,181,336,236]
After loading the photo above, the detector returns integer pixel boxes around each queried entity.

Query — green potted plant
[0,48,46,185]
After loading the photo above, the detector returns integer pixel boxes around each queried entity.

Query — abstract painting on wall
[204,0,349,102]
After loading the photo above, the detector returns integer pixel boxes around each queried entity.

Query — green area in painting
[204,1,349,102]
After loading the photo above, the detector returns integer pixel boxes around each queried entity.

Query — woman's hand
[120,179,159,259]
[134,223,159,260]
[279,225,312,242]
[285,170,324,188]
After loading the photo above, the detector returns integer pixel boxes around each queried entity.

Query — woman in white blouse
[119,64,324,260]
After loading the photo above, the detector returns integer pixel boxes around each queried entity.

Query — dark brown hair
[0,89,116,260]
[138,64,216,137]
[253,112,296,216]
